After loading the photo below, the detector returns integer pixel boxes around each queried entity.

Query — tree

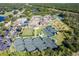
[0,22,4,27]
[8,14,13,18]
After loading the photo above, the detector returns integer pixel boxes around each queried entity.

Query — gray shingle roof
[43,26,57,37]
[14,37,57,52]
[14,39,25,51]
[33,37,47,51]
[42,37,57,49]
[24,38,36,52]
[14,44,25,51]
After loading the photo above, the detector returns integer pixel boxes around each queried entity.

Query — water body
[0,16,7,22]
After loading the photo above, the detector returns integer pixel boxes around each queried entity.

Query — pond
[0,16,7,22]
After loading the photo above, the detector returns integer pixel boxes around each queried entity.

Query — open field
[53,32,65,45]
[21,27,34,37]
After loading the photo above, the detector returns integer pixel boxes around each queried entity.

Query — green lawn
[34,27,43,36]
[21,27,34,37]
[52,32,65,45]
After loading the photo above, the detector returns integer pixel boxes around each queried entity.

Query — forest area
[30,3,79,13]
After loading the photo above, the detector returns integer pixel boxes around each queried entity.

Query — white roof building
[43,15,53,21]
[41,15,53,26]
[14,17,28,26]
[29,15,43,28]
[28,15,53,28]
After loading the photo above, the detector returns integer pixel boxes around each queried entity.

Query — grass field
[34,27,43,37]
[52,32,65,45]
[21,27,34,37]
